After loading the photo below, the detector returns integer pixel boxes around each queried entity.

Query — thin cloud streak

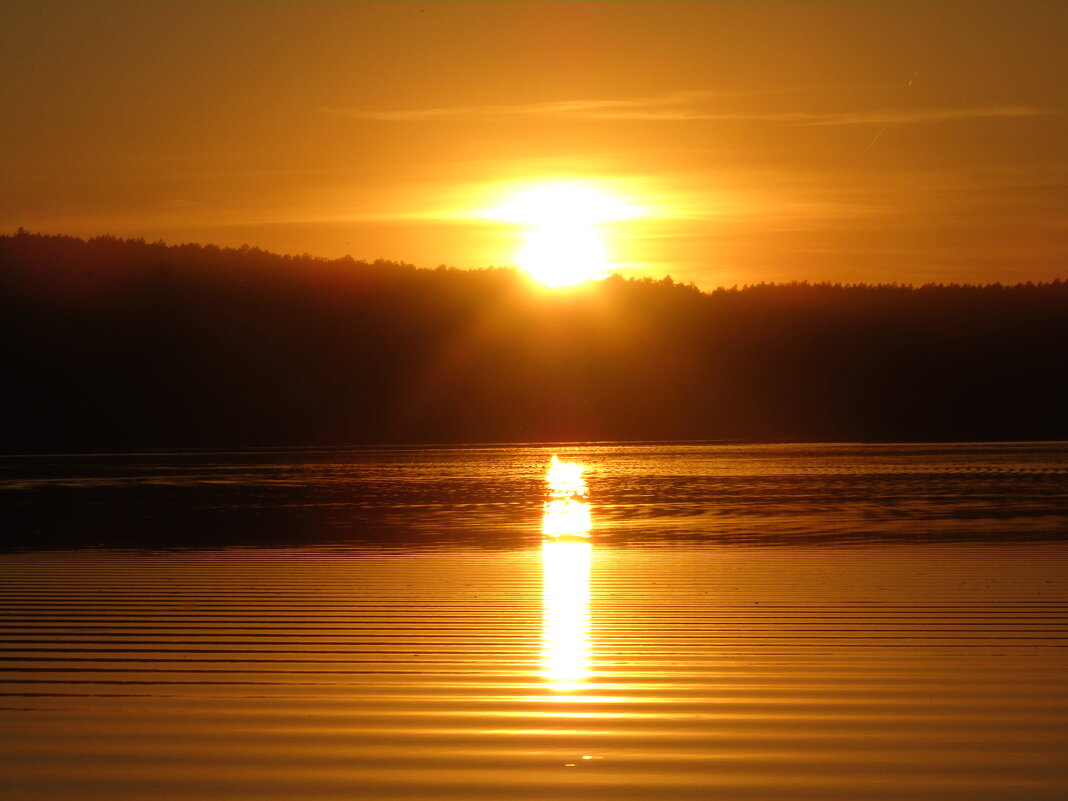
[326,91,1048,126]
[325,91,726,121]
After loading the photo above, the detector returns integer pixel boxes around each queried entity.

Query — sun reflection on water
[542,455,590,539]
[542,540,592,692]
[541,455,593,692]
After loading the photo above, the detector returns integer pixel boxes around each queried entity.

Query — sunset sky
[3,0,1065,289]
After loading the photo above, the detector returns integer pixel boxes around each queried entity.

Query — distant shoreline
[4,438,1068,458]
[4,232,1066,449]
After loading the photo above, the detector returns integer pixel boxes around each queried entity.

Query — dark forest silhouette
[3,230,1065,451]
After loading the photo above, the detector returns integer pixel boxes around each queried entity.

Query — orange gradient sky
[2,1,1066,289]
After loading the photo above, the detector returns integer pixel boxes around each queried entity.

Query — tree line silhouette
[2,230,1065,451]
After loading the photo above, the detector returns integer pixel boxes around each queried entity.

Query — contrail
[865,71,917,152]
[864,122,889,152]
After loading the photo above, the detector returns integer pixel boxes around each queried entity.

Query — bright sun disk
[486,183,640,287]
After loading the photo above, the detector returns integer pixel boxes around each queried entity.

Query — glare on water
[541,455,594,691]
[546,454,588,498]
[542,455,591,539]
[541,540,592,692]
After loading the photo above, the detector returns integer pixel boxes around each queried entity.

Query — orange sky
[2,1,1066,289]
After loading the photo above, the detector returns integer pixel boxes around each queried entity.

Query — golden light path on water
[541,455,593,692]
[542,454,591,539]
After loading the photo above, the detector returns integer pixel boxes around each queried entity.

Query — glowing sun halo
[488,183,640,287]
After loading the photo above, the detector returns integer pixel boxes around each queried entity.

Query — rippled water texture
[1,443,1066,799]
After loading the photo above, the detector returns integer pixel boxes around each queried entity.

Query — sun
[486,182,640,287]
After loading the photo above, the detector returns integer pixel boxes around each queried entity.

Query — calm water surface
[1,443,1066,800]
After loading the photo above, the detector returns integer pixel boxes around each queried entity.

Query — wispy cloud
[325,91,721,121]
[325,91,1048,126]
[796,106,1047,126]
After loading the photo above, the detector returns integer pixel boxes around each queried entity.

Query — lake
[1,442,1066,800]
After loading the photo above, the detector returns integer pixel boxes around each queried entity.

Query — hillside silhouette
[2,231,1065,451]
